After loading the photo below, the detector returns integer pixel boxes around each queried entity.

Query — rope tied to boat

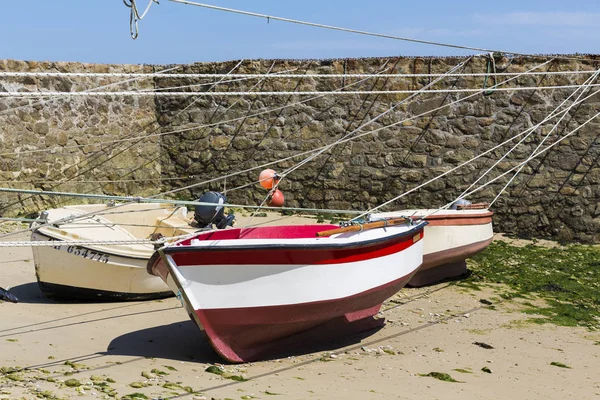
[175,290,184,307]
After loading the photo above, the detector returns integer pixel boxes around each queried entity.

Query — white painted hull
[31,203,195,301]
[149,221,427,362]
[372,208,494,286]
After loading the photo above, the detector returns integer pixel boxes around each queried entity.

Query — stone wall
[0,59,161,215]
[156,56,600,243]
[1,56,599,242]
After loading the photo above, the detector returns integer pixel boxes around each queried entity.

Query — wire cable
[169,0,589,61]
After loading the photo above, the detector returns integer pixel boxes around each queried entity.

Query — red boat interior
[178,224,339,245]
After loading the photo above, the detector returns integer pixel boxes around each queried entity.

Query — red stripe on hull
[193,270,419,363]
[170,230,423,266]
[407,237,493,287]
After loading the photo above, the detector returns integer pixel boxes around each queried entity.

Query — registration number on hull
[49,241,110,264]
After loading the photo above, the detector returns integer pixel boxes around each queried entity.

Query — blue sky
[1,1,598,65]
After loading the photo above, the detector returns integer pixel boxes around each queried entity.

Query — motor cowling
[194,191,235,229]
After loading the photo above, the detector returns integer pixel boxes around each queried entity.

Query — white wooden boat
[148,218,426,362]
[30,203,197,301]
[371,206,493,286]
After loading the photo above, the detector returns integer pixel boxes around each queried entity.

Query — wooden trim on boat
[315,217,412,237]
[414,211,494,226]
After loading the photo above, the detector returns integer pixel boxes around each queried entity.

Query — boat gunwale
[161,221,427,255]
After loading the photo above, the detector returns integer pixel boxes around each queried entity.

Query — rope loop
[123,0,160,39]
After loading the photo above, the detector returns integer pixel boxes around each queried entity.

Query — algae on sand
[420,372,462,383]
[464,241,600,329]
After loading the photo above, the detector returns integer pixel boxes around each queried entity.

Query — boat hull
[372,209,493,287]
[32,231,172,301]
[151,222,425,362]
[30,203,194,301]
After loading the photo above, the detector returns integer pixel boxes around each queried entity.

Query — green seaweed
[5,339,17,342]
[265,391,282,395]
[452,368,473,374]
[550,361,571,369]
[420,372,461,383]
[64,360,88,370]
[433,347,444,353]
[162,382,182,390]
[151,368,168,376]
[141,371,153,379]
[481,367,492,374]
[383,349,396,355]
[224,374,247,382]
[64,378,82,387]
[122,393,148,400]
[34,390,61,399]
[129,382,148,388]
[473,342,494,349]
[463,242,600,329]
[162,365,178,371]
[7,373,24,381]
[205,365,224,375]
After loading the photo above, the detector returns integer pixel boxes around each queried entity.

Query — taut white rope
[2,84,598,97]
[489,69,600,206]
[455,68,600,206]
[0,70,596,79]
[456,110,600,204]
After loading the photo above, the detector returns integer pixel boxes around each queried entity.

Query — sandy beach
[1,215,599,400]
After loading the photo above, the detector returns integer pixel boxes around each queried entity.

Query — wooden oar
[316,217,411,237]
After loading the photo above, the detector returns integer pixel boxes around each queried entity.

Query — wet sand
[1,215,599,399]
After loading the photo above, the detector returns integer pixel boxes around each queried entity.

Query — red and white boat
[371,205,493,287]
[148,218,426,363]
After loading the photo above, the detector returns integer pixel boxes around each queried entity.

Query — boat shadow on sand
[6,282,56,304]
[106,319,385,364]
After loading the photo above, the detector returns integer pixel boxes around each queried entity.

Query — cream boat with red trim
[30,203,196,301]
[371,207,493,286]
[149,220,426,363]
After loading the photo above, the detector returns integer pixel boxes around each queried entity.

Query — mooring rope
[454,67,600,207]
[2,84,599,97]
[0,70,596,79]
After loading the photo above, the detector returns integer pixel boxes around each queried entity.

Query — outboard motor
[194,191,235,229]
[450,198,472,210]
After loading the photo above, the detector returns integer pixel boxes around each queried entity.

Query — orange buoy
[259,169,278,190]
[268,189,285,207]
